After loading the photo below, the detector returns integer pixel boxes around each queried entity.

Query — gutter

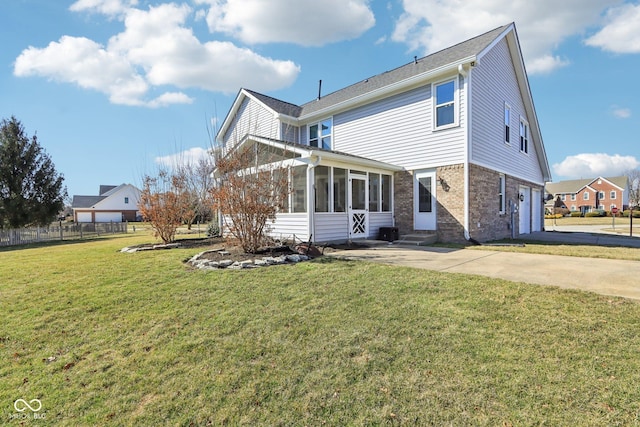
[458,64,472,242]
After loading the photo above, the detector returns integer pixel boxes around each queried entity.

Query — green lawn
[2,234,640,425]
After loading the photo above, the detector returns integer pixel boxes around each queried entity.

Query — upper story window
[583,192,589,201]
[610,191,617,199]
[434,79,457,129]
[124,197,129,204]
[571,194,576,201]
[519,118,529,154]
[504,103,511,144]
[598,191,605,200]
[309,119,332,150]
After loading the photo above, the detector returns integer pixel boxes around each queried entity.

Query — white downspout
[459,64,472,241]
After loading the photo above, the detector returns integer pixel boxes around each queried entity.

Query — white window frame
[598,191,605,200]
[583,192,589,201]
[433,78,458,130]
[308,118,333,150]
[610,191,616,200]
[519,117,529,154]
[571,194,576,201]
[504,103,511,144]
[499,174,506,214]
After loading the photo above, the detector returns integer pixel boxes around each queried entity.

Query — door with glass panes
[414,170,436,230]
[348,173,368,239]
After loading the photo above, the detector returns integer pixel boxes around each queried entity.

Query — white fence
[0,222,128,247]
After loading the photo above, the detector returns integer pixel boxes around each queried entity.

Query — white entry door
[519,185,531,234]
[531,188,542,232]
[348,173,368,239]
[414,170,436,230]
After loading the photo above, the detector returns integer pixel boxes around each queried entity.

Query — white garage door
[76,212,92,223]
[95,212,122,223]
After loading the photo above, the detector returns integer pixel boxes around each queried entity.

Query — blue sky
[1,0,639,198]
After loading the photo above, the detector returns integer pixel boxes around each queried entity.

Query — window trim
[433,78,459,130]
[583,192,589,201]
[504,103,511,144]
[308,118,333,150]
[519,117,529,154]
[610,191,616,200]
[498,174,506,214]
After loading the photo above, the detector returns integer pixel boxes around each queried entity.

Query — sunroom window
[292,165,307,213]
[315,166,329,212]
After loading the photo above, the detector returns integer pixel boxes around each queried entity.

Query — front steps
[394,233,438,246]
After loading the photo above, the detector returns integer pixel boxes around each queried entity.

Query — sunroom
[222,135,402,243]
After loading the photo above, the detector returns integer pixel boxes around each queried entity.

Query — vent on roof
[414,56,418,64]
[317,79,322,100]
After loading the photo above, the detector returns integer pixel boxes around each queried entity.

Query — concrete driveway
[328,231,640,300]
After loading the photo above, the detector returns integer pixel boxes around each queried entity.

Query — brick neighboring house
[545,176,629,214]
[216,23,550,243]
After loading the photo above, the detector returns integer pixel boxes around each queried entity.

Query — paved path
[329,238,640,300]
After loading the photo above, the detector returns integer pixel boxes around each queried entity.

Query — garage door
[76,212,92,223]
[95,212,122,223]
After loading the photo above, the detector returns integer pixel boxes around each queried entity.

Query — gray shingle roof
[72,195,106,208]
[245,89,303,117]
[243,24,510,119]
[99,185,117,195]
[300,24,510,116]
[546,176,628,194]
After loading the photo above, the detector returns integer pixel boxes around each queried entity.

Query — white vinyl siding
[470,38,543,184]
[333,83,466,169]
[281,122,299,143]
[222,97,280,148]
[368,212,394,238]
[314,213,349,242]
[267,213,309,241]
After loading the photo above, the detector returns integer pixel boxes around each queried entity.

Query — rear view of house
[72,184,141,223]
[216,23,551,244]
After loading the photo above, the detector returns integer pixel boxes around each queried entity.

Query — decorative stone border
[187,249,310,270]
[120,243,181,253]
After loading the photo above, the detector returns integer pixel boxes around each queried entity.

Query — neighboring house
[545,176,629,214]
[72,184,141,223]
[216,23,551,244]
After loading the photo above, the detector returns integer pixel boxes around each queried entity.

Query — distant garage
[76,212,93,223]
[95,212,123,223]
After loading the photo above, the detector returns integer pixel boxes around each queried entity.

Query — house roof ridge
[297,23,511,116]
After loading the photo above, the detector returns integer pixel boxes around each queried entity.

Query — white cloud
[14,2,300,107]
[553,153,640,178]
[585,3,640,53]
[392,0,621,74]
[14,35,153,107]
[155,147,212,168]
[69,0,138,16]
[611,106,632,119]
[196,0,375,46]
